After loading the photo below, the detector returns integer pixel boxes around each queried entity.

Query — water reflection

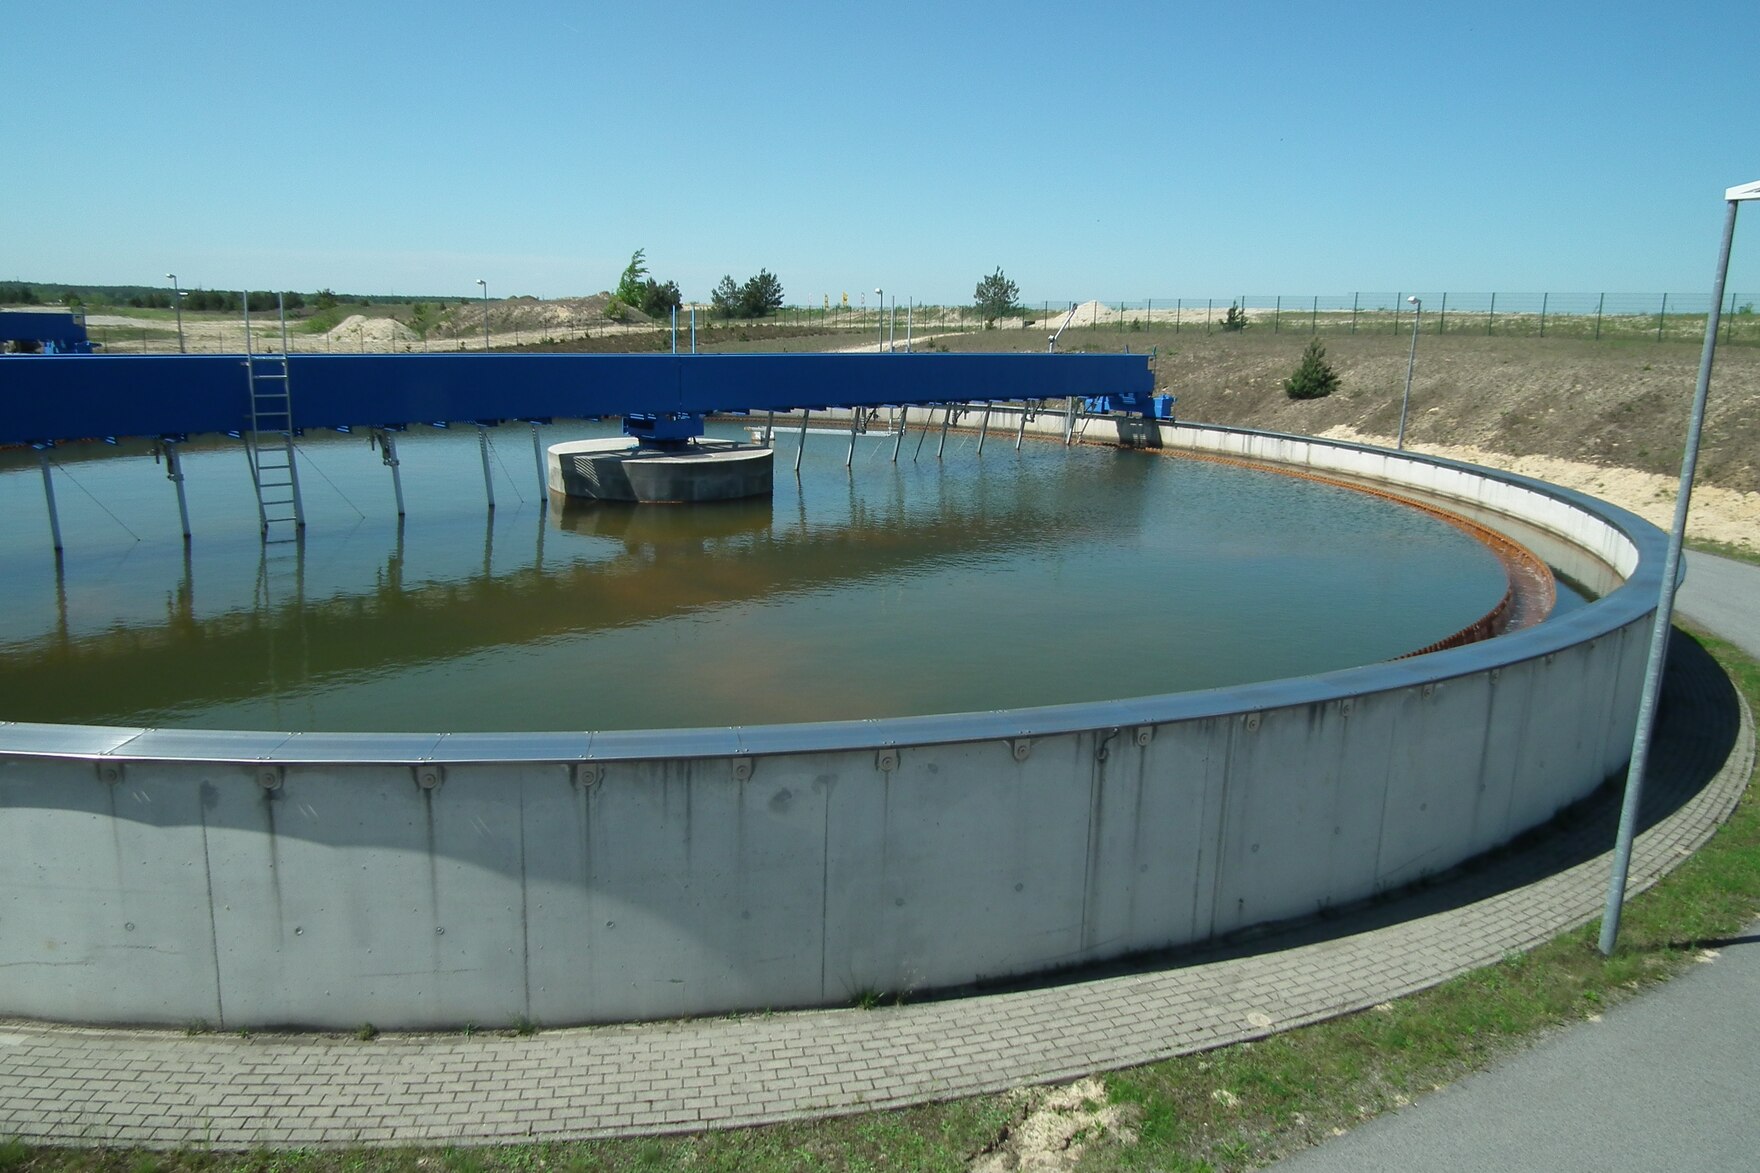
[0,424,1508,732]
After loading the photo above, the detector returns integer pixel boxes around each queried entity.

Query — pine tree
[973,267,1020,327]
[1284,336,1340,400]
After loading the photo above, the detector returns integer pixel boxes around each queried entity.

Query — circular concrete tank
[0,415,1665,1029]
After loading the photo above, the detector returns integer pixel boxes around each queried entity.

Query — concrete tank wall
[0,425,1666,1029]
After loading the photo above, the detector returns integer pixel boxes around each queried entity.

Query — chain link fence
[981,292,1760,345]
[83,291,1760,353]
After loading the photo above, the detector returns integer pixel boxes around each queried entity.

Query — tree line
[606,250,786,322]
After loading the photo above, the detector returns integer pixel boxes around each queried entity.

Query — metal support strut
[530,422,547,508]
[794,410,810,474]
[846,409,860,468]
[1015,401,1030,451]
[163,439,191,541]
[976,403,992,455]
[38,448,63,552]
[892,406,907,462]
[374,428,406,516]
[476,424,496,510]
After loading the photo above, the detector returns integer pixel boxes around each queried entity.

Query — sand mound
[1322,425,1759,552]
[326,315,417,344]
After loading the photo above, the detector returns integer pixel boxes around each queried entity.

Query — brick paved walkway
[2,637,1751,1149]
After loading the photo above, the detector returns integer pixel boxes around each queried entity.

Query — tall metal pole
[888,296,896,352]
[1397,296,1422,450]
[166,274,185,353]
[874,288,883,352]
[476,278,489,350]
[1599,184,1754,955]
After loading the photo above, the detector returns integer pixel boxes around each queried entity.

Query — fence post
[1540,292,1549,337]
[1394,293,1402,334]
[1439,292,1447,334]
[1489,292,1497,335]
[1206,299,1212,334]
[1656,293,1668,342]
[1595,292,1605,341]
[1351,292,1359,333]
[1270,295,1279,333]
[1175,299,1181,333]
[1726,291,1737,343]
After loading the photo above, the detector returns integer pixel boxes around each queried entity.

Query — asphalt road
[1678,550,1760,660]
[1274,550,1759,1172]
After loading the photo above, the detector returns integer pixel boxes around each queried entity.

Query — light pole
[166,273,185,353]
[1396,295,1421,449]
[1599,178,1760,955]
[475,278,489,351]
[874,288,884,353]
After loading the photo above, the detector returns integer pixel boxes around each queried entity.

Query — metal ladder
[243,295,305,542]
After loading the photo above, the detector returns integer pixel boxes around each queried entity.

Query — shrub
[1220,301,1248,331]
[1284,336,1340,400]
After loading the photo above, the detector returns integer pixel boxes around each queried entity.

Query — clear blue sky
[7,0,1756,305]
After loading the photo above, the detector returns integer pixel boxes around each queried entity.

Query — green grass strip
[4,631,1757,1173]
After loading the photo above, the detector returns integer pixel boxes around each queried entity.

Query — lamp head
[165,273,175,280]
[1407,296,1420,307]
